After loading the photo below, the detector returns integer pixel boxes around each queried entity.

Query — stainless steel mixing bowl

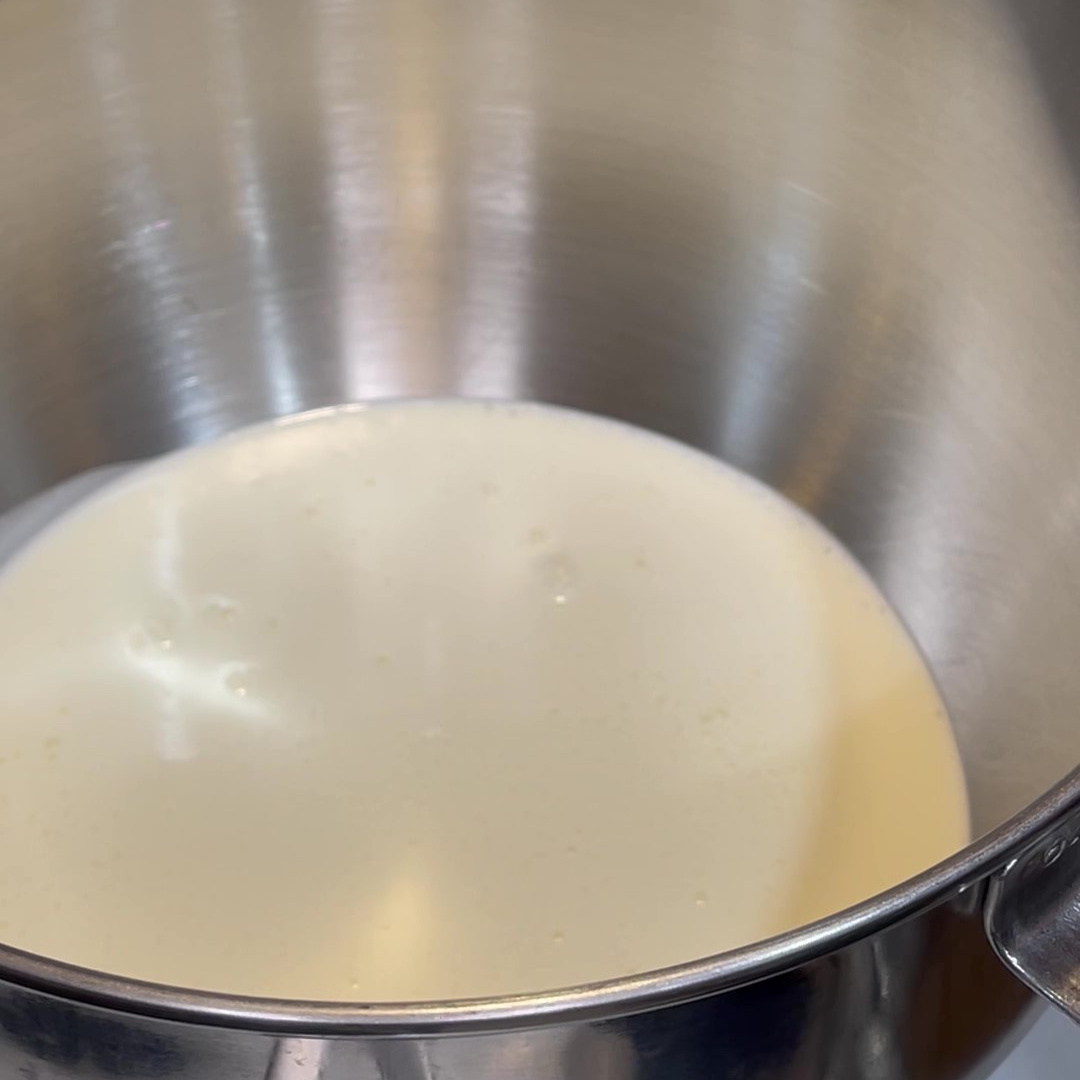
[2,1,1080,1077]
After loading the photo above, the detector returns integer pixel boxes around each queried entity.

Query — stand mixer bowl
[1,1,1080,1077]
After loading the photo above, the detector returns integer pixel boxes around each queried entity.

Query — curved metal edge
[0,769,1074,1037]
[985,805,1080,1026]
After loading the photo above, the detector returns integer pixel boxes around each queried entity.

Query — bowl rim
[0,769,1077,1036]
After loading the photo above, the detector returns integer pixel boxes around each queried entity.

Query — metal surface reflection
[213,0,304,418]
[0,894,1034,1078]
[83,1,218,446]
[455,0,536,399]
[2,0,1080,1075]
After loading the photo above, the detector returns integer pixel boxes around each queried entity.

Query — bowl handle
[985,818,1080,1024]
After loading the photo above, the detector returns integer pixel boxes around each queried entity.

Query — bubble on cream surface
[0,400,969,1001]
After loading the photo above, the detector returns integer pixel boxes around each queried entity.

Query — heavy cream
[0,401,969,1001]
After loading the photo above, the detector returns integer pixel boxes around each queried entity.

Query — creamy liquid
[0,401,968,1001]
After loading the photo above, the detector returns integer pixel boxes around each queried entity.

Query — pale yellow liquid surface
[0,401,969,1001]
